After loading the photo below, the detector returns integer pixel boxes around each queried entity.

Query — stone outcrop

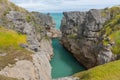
[60,6,120,68]
[0,0,56,80]
[32,12,61,38]
[31,12,55,28]
[0,39,53,80]
[47,27,61,38]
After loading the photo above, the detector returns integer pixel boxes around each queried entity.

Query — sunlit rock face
[0,0,56,80]
[60,6,120,68]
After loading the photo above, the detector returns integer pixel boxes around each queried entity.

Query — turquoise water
[50,13,63,29]
[50,13,85,79]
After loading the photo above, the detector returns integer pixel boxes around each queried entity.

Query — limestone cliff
[31,12,61,38]
[61,6,120,68]
[0,0,55,80]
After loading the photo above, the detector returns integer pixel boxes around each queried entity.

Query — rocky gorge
[1,0,120,80]
[0,0,61,80]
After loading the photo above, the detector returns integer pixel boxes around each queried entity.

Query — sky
[10,0,120,13]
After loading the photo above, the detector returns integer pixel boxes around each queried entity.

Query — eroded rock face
[60,7,120,68]
[0,6,54,80]
[0,39,53,80]
[31,12,55,28]
[46,27,61,38]
[32,12,61,38]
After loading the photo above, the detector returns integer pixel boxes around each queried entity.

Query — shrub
[3,10,9,16]
[67,33,77,39]
[26,16,31,23]
[109,31,120,54]
[44,35,50,40]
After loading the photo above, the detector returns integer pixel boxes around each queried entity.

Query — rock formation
[0,0,56,80]
[0,39,53,80]
[61,6,120,68]
[31,12,61,38]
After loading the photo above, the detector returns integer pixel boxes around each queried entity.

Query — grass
[109,31,120,54]
[0,0,8,3]
[0,26,33,70]
[101,14,120,36]
[26,15,31,23]
[108,6,120,17]
[3,9,9,16]
[67,33,77,39]
[0,27,26,48]
[74,60,120,80]
[0,0,27,17]
[101,6,120,18]
[44,35,50,40]
[0,75,18,80]
[100,8,120,54]
[76,7,120,79]
[102,16,120,54]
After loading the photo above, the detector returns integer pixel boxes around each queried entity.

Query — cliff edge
[61,6,120,68]
[0,0,55,80]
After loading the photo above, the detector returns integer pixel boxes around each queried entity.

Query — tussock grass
[109,31,120,54]
[0,26,33,70]
[100,7,120,54]
[0,27,26,48]
[74,60,120,80]
[0,0,27,17]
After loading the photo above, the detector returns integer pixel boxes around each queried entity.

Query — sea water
[50,13,85,79]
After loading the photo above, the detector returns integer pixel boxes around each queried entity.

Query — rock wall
[32,12,61,38]
[60,6,120,68]
[0,0,56,80]
[0,39,53,80]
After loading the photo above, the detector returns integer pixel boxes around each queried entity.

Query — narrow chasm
[50,13,85,79]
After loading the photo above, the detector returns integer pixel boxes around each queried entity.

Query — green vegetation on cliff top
[74,60,120,80]
[0,0,26,14]
[0,26,33,70]
[75,6,120,80]
[101,6,120,54]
